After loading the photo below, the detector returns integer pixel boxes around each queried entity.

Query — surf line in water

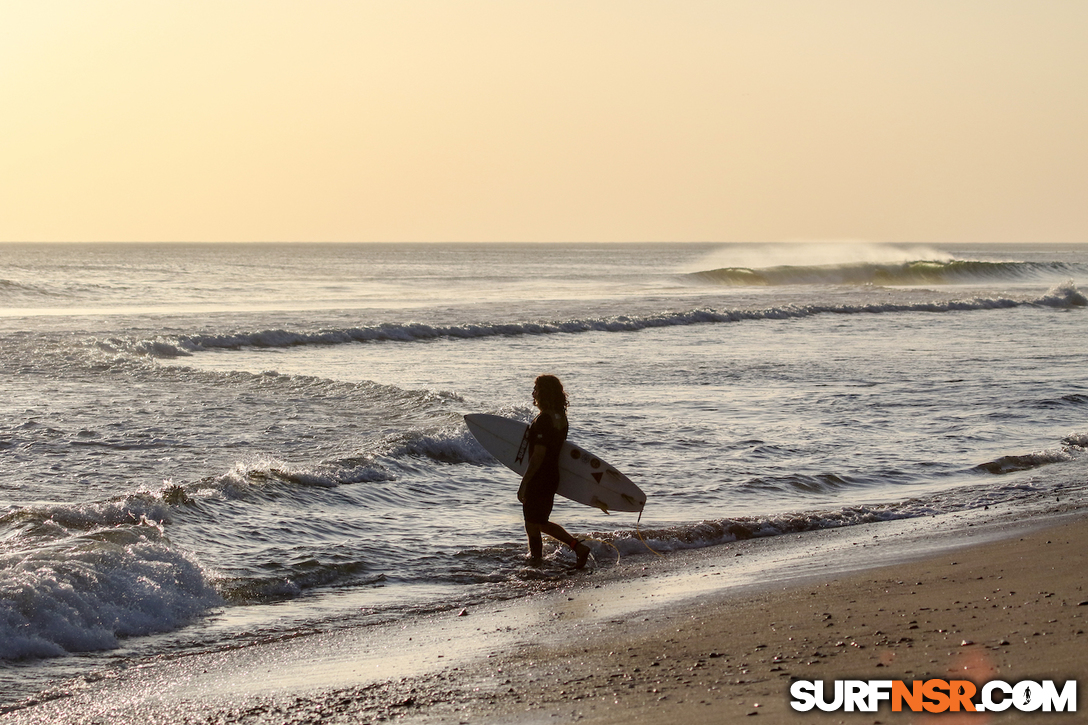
[100,283,1087,358]
[685,259,1086,286]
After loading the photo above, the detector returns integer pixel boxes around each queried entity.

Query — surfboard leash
[581,537,621,565]
[635,509,665,559]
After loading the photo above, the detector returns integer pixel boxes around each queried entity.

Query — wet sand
[398,516,1088,725]
[4,513,1086,724]
[461,518,1087,725]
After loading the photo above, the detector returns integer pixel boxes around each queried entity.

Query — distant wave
[0,278,55,301]
[103,282,1087,358]
[687,259,1085,287]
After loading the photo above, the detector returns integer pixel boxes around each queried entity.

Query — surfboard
[464,413,646,514]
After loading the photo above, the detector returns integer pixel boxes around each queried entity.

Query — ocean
[2,241,1086,708]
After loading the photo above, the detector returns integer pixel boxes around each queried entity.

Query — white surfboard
[464,413,646,514]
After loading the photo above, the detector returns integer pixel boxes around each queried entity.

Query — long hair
[534,374,568,413]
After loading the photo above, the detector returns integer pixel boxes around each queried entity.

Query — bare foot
[574,541,590,569]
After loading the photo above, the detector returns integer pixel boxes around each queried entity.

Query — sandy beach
[464,519,1086,725]
[4,510,1086,725]
[399,514,1088,725]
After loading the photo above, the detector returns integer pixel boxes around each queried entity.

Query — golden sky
[1,1,1085,243]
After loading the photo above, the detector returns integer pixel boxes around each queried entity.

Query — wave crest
[0,521,219,660]
[687,259,1085,287]
[100,284,1086,359]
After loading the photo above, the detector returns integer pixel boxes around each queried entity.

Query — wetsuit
[521,411,568,524]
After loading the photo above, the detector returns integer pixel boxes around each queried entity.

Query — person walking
[518,374,591,569]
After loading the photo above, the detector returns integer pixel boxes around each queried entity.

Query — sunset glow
[2,1,1085,243]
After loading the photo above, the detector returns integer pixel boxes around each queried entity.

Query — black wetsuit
[521,411,568,524]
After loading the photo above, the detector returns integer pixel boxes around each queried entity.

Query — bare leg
[536,521,578,549]
[524,521,545,562]
[525,521,590,569]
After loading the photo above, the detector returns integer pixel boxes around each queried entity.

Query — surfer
[520,374,592,569]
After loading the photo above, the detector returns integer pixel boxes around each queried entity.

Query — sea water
[1,241,1086,706]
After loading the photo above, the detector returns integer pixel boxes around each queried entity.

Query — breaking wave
[99,283,1087,358]
[0,508,220,660]
[687,259,1086,287]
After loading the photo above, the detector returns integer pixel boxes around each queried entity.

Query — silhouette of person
[518,374,591,568]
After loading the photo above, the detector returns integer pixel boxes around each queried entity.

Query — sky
[1,1,1086,244]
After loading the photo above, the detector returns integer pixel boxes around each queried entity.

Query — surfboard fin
[590,496,610,514]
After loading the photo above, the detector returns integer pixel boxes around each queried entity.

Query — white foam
[0,524,220,660]
[678,242,955,274]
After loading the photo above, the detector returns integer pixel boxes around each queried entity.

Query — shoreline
[471,514,1087,724]
[4,508,1086,724]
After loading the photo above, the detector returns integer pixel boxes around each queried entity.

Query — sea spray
[0,521,219,659]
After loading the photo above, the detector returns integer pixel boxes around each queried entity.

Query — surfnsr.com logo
[790,679,1077,713]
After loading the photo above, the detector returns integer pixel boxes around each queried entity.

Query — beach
[469,516,1086,725]
[5,507,1084,724]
